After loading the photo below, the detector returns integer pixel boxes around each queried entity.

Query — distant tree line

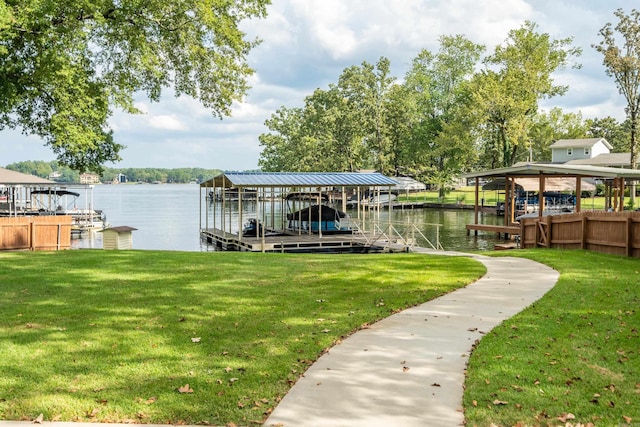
[258,19,636,193]
[4,161,221,184]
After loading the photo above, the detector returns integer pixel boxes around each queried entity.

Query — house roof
[550,137,612,150]
[463,163,640,180]
[0,167,56,185]
[565,152,631,167]
[200,172,398,188]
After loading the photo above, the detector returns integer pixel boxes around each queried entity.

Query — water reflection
[73,184,509,252]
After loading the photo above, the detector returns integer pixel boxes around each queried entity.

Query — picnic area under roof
[200,172,398,188]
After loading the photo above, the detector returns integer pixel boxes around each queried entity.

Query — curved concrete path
[263,253,559,427]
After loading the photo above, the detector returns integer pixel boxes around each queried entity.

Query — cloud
[147,115,188,131]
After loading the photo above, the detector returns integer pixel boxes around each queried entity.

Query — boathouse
[1,168,73,250]
[463,163,640,257]
[199,171,438,253]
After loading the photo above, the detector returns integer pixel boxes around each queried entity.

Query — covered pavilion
[463,163,640,236]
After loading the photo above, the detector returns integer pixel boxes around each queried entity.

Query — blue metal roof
[201,172,397,188]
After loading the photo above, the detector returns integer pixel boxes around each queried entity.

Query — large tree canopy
[594,8,640,206]
[0,0,268,172]
[472,21,581,168]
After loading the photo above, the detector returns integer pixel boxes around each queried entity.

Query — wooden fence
[520,211,640,258]
[0,216,72,251]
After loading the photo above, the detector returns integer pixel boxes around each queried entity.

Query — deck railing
[346,218,443,251]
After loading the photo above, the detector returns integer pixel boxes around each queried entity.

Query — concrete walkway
[263,253,559,427]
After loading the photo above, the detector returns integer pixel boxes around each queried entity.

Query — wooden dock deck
[201,228,386,253]
[465,223,521,238]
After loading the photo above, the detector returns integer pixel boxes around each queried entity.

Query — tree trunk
[630,109,638,207]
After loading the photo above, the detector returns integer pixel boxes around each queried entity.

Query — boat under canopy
[287,204,351,234]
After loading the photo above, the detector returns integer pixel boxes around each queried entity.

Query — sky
[1,0,638,171]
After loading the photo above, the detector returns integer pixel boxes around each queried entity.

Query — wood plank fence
[0,216,72,251]
[520,211,640,258]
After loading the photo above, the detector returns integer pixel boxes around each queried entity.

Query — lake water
[73,184,505,252]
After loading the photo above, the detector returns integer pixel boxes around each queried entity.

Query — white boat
[30,188,109,233]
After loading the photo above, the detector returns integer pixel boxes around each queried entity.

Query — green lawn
[464,250,640,427]
[2,249,638,426]
[0,250,484,425]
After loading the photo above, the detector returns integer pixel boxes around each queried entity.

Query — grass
[0,250,484,426]
[464,249,640,427]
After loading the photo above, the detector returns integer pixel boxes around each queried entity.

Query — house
[550,138,613,163]
[80,173,101,184]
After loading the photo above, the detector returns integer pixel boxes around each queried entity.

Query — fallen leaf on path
[33,414,43,424]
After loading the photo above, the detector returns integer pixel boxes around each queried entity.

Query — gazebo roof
[200,172,398,188]
[463,163,640,180]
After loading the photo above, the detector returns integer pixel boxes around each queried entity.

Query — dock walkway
[201,228,402,253]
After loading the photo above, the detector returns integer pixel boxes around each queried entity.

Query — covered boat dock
[199,172,438,253]
[463,163,640,238]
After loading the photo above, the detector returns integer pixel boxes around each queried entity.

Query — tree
[337,57,396,174]
[585,116,631,152]
[259,59,395,173]
[403,35,484,194]
[594,8,640,205]
[258,106,311,172]
[382,83,418,175]
[472,21,581,168]
[528,108,587,162]
[0,0,268,172]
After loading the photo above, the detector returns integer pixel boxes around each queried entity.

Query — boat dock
[201,228,404,253]
[465,223,521,238]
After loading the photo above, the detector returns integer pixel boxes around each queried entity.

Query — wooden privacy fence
[520,211,640,258]
[0,216,72,251]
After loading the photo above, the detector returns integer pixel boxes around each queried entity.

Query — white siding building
[550,138,613,163]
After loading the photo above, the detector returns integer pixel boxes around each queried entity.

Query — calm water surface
[74,184,505,252]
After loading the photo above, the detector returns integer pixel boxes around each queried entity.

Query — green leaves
[0,0,268,172]
[472,21,581,168]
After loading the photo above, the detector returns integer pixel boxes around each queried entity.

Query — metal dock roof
[200,172,398,188]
